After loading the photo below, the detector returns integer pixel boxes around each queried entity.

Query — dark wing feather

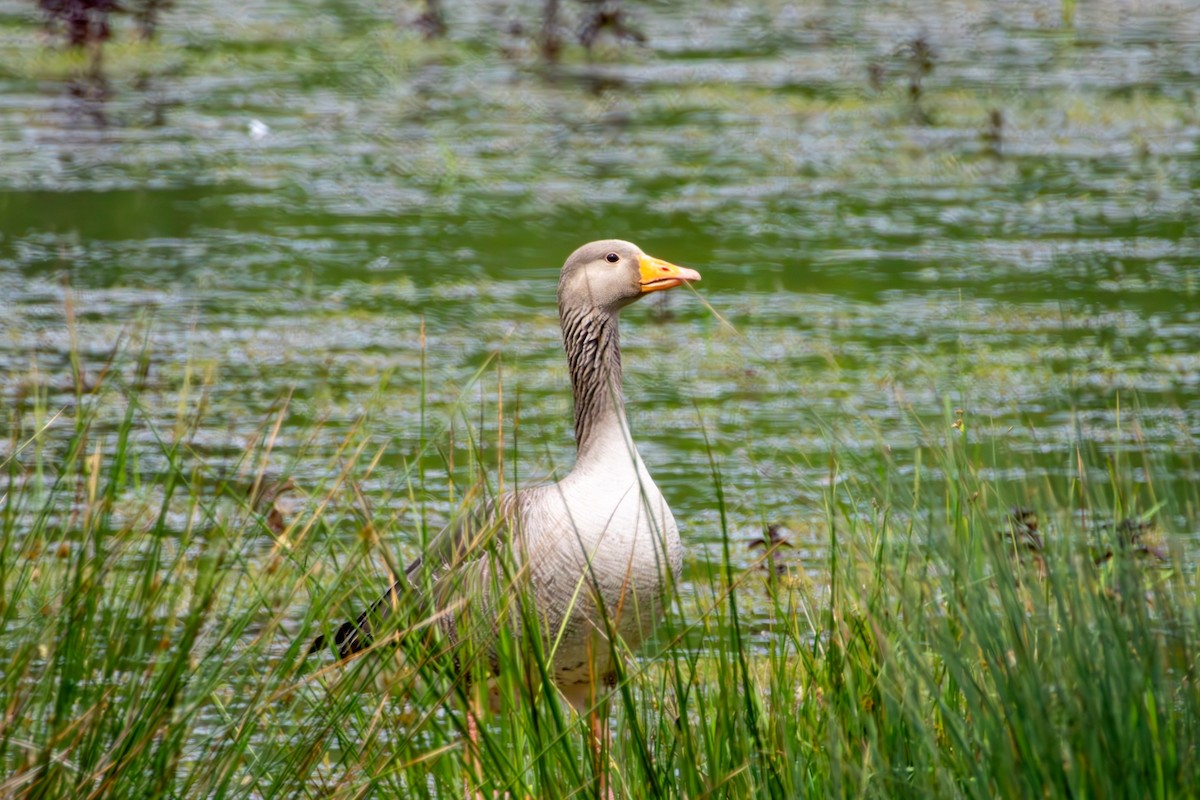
[308,487,530,659]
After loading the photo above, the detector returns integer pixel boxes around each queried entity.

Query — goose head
[557,239,701,313]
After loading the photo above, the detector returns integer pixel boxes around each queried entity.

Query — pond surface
[2,0,1199,577]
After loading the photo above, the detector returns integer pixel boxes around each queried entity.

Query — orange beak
[638,254,702,293]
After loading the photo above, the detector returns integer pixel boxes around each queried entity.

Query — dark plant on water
[38,0,117,124]
[899,33,935,123]
[414,0,446,39]
[866,34,936,122]
[982,108,1004,156]
[540,0,562,62]
[130,0,173,40]
[577,0,644,51]
[538,1,646,63]
[37,0,121,48]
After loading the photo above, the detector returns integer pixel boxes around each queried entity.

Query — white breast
[521,429,683,673]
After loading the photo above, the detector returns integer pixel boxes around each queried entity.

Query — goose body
[510,419,682,701]
[316,239,700,708]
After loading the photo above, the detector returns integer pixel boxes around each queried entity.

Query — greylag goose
[312,239,701,714]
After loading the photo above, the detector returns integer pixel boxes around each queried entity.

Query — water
[2,0,1199,579]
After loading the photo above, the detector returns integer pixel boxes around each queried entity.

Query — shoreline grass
[2,333,1198,799]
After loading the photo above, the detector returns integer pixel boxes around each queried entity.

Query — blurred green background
[1,0,1197,563]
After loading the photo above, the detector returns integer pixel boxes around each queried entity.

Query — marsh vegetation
[2,0,1198,796]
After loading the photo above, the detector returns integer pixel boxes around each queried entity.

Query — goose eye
[605,253,620,263]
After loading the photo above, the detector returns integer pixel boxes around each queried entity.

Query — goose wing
[309,487,534,658]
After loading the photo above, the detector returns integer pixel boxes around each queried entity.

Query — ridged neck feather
[559,304,631,463]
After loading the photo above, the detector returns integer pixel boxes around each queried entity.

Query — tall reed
[2,340,1196,798]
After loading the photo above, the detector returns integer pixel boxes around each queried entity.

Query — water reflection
[1,0,1197,571]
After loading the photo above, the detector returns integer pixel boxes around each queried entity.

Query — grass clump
[1,339,1197,799]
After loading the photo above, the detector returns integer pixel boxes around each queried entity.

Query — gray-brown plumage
[748,524,793,576]
[1002,506,1044,553]
[1094,516,1167,565]
[310,239,700,709]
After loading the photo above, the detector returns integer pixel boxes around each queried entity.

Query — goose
[311,240,700,766]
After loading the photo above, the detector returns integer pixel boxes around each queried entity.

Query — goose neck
[559,305,637,466]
